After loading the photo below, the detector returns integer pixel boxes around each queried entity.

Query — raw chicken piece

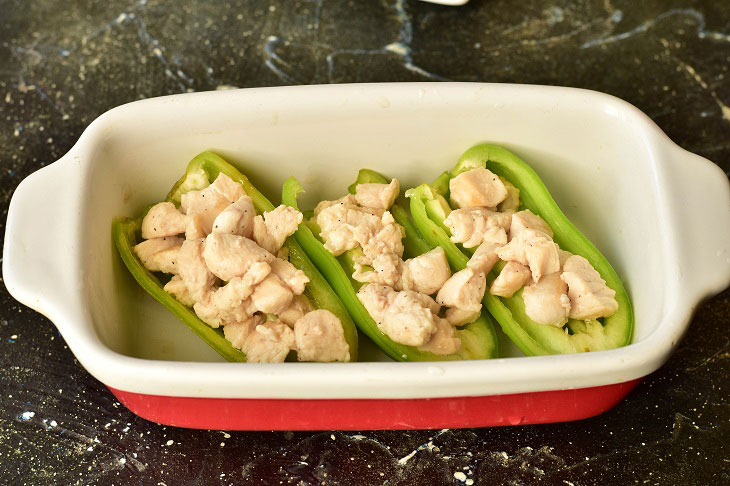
[279,295,312,327]
[381,291,439,346]
[490,262,531,298]
[133,236,183,274]
[223,314,264,350]
[522,273,571,326]
[356,284,394,323]
[185,213,207,240]
[560,255,618,320]
[313,194,358,217]
[496,229,560,283]
[193,262,270,327]
[178,239,217,302]
[242,321,295,363]
[418,317,461,355]
[353,253,402,288]
[270,258,309,295]
[163,275,195,307]
[466,242,501,275]
[210,172,247,202]
[202,233,274,282]
[444,208,511,248]
[211,195,255,237]
[294,310,350,362]
[357,212,405,263]
[357,285,439,347]
[354,179,400,210]
[355,248,451,295]
[400,247,452,295]
[436,268,486,313]
[445,307,480,326]
[180,173,245,235]
[497,181,520,212]
[252,205,303,254]
[509,209,553,240]
[316,202,382,255]
[141,202,188,239]
[449,167,508,209]
[558,249,573,269]
[250,273,294,315]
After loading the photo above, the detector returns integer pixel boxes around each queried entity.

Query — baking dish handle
[666,146,730,304]
[3,157,81,321]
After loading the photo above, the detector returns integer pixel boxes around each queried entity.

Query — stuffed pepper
[113,151,358,363]
[406,144,634,356]
[282,169,498,362]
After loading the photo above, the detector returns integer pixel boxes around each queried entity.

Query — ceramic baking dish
[4,83,730,430]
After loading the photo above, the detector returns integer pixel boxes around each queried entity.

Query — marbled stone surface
[1,0,728,484]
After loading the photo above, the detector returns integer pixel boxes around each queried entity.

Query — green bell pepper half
[406,144,634,356]
[281,169,498,362]
[113,151,358,362]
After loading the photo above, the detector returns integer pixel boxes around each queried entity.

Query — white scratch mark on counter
[582,8,730,49]
[674,57,730,122]
[397,429,449,465]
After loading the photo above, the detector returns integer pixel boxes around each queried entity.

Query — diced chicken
[180,173,245,235]
[193,262,270,327]
[490,262,531,298]
[133,236,183,274]
[250,274,294,315]
[381,291,439,347]
[177,239,216,302]
[270,258,309,295]
[163,275,195,307]
[202,233,274,282]
[357,284,439,347]
[242,321,295,363]
[185,213,207,240]
[436,268,486,313]
[558,249,573,269]
[445,307,480,327]
[355,248,451,295]
[211,172,247,202]
[316,202,382,256]
[252,205,303,254]
[223,314,264,350]
[211,195,256,237]
[560,255,618,320]
[356,212,405,263]
[496,229,560,283]
[466,242,501,275]
[400,247,452,295]
[354,179,400,210]
[353,253,402,288]
[522,273,571,326]
[449,167,508,209]
[141,202,188,239]
[313,194,358,217]
[509,209,553,240]
[418,317,461,355]
[294,310,350,362]
[497,180,520,212]
[279,295,312,327]
[444,208,511,248]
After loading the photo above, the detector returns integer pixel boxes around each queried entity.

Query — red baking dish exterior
[109,379,640,430]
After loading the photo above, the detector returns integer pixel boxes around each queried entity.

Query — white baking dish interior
[5,83,729,399]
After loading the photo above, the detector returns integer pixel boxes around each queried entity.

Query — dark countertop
[1,0,728,484]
